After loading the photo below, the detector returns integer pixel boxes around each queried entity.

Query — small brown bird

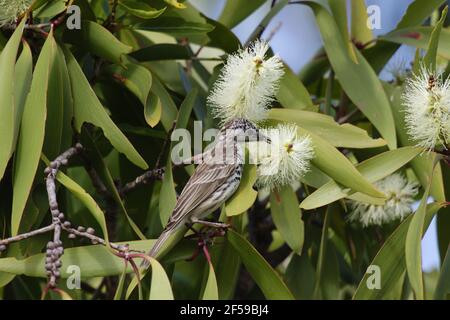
[145,118,269,261]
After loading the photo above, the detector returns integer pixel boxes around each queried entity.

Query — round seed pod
[77,226,86,232]
[63,221,71,228]
[58,213,65,220]
[44,167,51,175]
[47,241,55,249]
[0,245,6,252]
[50,161,58,169]
[75,143,83,150]
[61,159,68,166]
[55,260,62,268]
[54,270,61,278]
[86,227,95,235]
[68,233,76,239]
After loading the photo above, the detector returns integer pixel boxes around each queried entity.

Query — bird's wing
[165,162,236,229]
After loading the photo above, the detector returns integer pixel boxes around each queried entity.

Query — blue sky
[190,0,441,271]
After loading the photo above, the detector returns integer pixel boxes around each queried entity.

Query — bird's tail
[141,227,174,268]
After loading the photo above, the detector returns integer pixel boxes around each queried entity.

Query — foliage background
[0,0,449,300]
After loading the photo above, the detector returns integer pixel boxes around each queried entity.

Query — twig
[119,168,165,196]
[119,121,177,195]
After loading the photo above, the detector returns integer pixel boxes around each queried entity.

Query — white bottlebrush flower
[0,0,32,27]
[348,173,419,227]
[207,39,284,124]
[402,66,450,151]
[249,123,314,190]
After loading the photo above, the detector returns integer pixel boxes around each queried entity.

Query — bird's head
[220,118,271,143]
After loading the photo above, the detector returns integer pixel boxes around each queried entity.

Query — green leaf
[218,0,266,28]
[225,164,257,216]
[200,262,219,300]
[381,27,450,60]
[268,108,386,149]
[285,254,316,300]
[63,46,148,169]
[113,265,128,300]
[313,208,330,299]
[226,229,294,300]
[135,18,215,36]
[118,0,166,19]
[300,127,385,199]
[144,92,162,127]
[422,6,447,72]
[434,246,450,300]
[301,147,421,210]
[304,1,397,149]
[405,164,436,299]
[147,257,174,300]
[44,44,72,159]
[353,203,442,299]
[105,62,152,106]
[276,65,316,112]
[34,0,66,18]
[270,186,304,254]
[11,30,55,236]
[0,19,25,181]
[12,41,33,149]
[350,0,374,46]
[329,0,357,63]
[130,44,192,61]
[63,20,132,65]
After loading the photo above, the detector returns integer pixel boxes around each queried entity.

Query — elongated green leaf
[422,6,448,71]
[63,47,148,169]
[12,41,33,148]
[276,65,316,111]
[114,265,128,300]
[201,262,219,300]
[11,31,55,236]
[225,164,257,216]
[135,18,215,36]
[353,203,442,299]
[226,230,294,300]
[0,19,25,181]
[105,62,152,106]
[218,0,266,28]
[147,257,174,300]
[303,1,397,149]
[63,20,132,64]
[118,0,166,19]
[351,0,373,46]
[44,43,71,159]
[329,0,357,63]
[434,246,450,300]
[270,186,304,254]
[405,166,436,299]
[381,27,450,60]
[268,108,386,149]
[300,128,385,199]
[301,147,421,209]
